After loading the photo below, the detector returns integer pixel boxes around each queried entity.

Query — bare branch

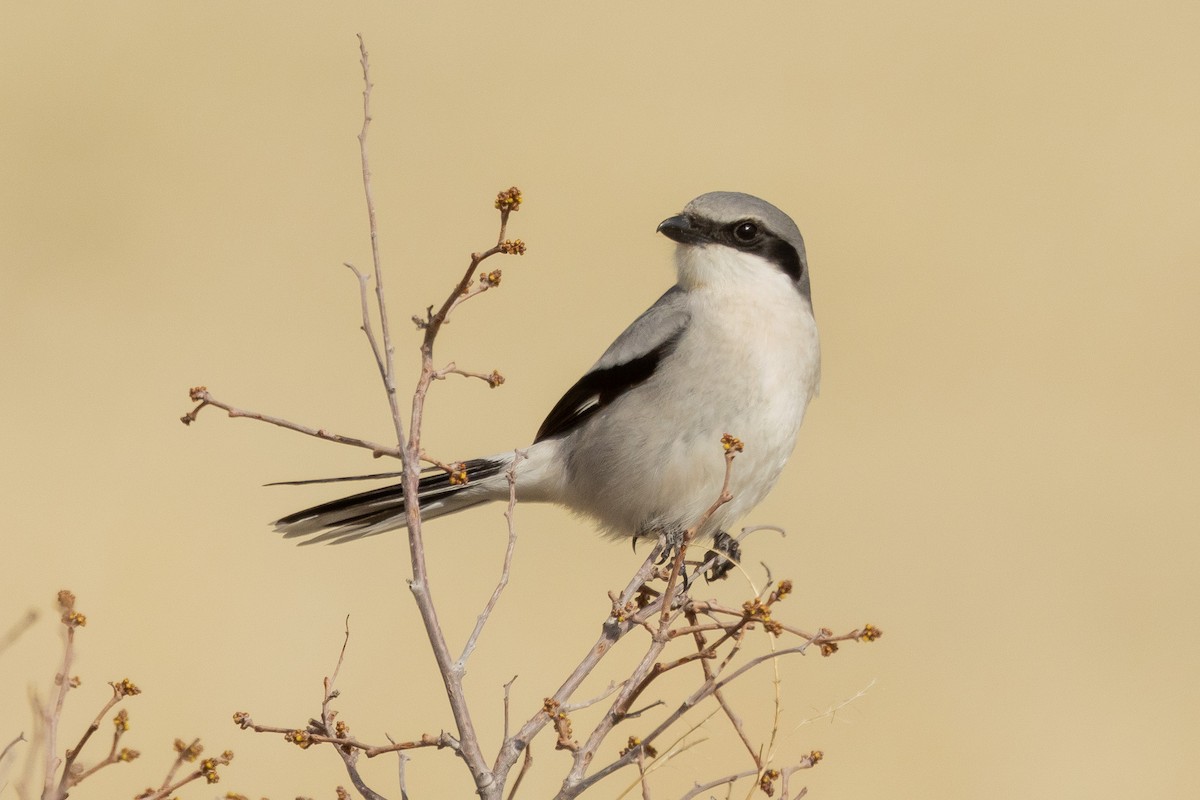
[677,768,760,800]
[684,609,760,769]
[323,617,388,799]
[0,732,24,765]
[354,33,406,455]
[58,679,140,793]
[345,262,388,383]
[180,387,402,459]
[133,747,234,800]
[504,745,532,800]
[566,640,821,796]
[457,452,525,667]
[42,592,83,800]
[432,361,506,388]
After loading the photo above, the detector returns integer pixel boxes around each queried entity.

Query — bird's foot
[702,529,741,582]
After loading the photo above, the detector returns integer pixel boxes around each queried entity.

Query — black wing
[535,288,689,442]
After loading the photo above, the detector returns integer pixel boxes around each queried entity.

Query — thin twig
[321,618,388,799]
[677,768,760,800]
[158,738,200,792]
[614,708,718,799]
[658,442,740,629]
[458,452,525,667]
[238,715,458,758]
[345,262,389,383]
[0,733,24,765]
[134,749,235,800]
[791,679,875,730]
[492,538,667,786]
[41,616,78,800]
[57,681,136,794]
[565,641,819,797]
[559,681,623,714]
[396,749,409,800]
[686,610,760,769]
[181,387,402,459]
[354,33,406,454]
[780,765,809,800]
[502,676,518,741]
[504,745,532,800]
[432,361,505,388]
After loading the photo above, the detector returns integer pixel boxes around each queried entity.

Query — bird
[273,191,821,562]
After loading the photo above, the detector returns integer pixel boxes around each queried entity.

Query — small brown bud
[759,768,781,796]
[494,187,523,212]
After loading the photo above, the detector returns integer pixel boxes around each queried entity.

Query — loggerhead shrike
[274,192,821,557]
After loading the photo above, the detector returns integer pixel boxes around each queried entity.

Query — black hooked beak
[657,214,706,245]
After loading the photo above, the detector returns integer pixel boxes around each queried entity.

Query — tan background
[3,2,1198,798]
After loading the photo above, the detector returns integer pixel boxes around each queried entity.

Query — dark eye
[733,221,759,242]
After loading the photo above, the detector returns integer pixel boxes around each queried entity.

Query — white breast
[559,246,820,540]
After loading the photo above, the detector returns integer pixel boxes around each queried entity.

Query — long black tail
[271,457,508,544]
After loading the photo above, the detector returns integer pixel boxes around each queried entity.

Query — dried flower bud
[720,433,744,453]
[118,747,140,762]
[114,709,130,731]
[759,768,781,796]
[500,239,526,255]
[286,730,313,749]
[174,739,203,761]
[494,186,523,212]
[859,624,882,642]
[742,599,771,620]
[113,678,141,697]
